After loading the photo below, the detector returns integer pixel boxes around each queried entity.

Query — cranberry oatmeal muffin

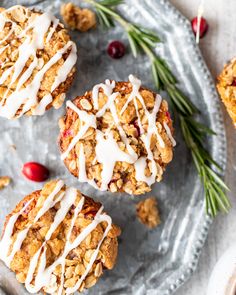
[0,5,77,119]
[59,75,175,195]
[217,58,236,127]
[0,180,120,294]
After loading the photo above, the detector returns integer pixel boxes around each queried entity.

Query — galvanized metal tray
[0,0,226,294]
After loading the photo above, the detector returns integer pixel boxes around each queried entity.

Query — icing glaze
[0,180,112,294]
[61,75,176,190]
[0,6,77,118]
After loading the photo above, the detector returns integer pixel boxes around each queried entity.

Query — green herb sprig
[85,0,230,217]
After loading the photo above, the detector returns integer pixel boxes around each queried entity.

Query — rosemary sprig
[85,0,230,217]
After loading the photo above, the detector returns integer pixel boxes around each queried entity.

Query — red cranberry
[191,16,209,38]
[133,120,141,137]
[62,129,73,138]
[231,79,236,86]
[22,162,49,182]
[166,111,171,121]
[107,41,125,59]
[84,210,97,218]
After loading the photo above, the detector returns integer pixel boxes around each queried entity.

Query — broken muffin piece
[136,197,161,229]
[0,179,120,294]
[0,176,11,190]
[60,2,96,32]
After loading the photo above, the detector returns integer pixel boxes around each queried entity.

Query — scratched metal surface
[0,0,226,294]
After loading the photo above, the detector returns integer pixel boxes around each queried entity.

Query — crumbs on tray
[60,2,96,32]
[136,197,161,229]
[0,176,11,190]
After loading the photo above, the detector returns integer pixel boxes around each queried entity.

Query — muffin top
[59,75,175,195]
[0,180,120,294]
[0,5,77,119]
[217,58,236,127]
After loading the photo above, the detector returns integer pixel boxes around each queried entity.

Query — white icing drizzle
[96,130,136,190]
[0,180,112,295]
[46,18,59,43]
[2,180,65,267]
[134,156,155,186]
[78,144,99,189]
[51,42,77,92]
[66,208,111,294]
[164,122,176,146]
[32,94,52,116]
[92,80,115,110]
[0,199,33,267]
[0,6,77,118]
[61,100,97,161]
[62,75,176,189]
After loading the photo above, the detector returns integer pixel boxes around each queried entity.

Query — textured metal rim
[156,1,227,294]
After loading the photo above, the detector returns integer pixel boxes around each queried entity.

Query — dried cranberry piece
[133,120,141,137]
[62,129,73,138]
[231,79,236,86]
[166,111,171,121]
[107,40,125,59]
[84,210,97,218]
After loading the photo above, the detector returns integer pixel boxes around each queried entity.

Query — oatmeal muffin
[217,58,236,127]
[0,180,120,294]
[0,5,77,119]
[59,75,175,195]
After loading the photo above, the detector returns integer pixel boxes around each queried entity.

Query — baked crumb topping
[60,3,96,32]
[0,180,120,294]
[136,197,161,229]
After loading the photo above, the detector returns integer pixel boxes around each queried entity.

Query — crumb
[9,144,16,151]
[0,176,11,190]
[136,197,161,229]
[60,3,96,32]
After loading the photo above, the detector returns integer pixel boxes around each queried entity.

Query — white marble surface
[170,0,236,294]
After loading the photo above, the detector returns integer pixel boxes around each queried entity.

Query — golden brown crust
[0,6,76,118]
[217,58,236,127]
[58,80,174,195]
[2,180,120,293]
